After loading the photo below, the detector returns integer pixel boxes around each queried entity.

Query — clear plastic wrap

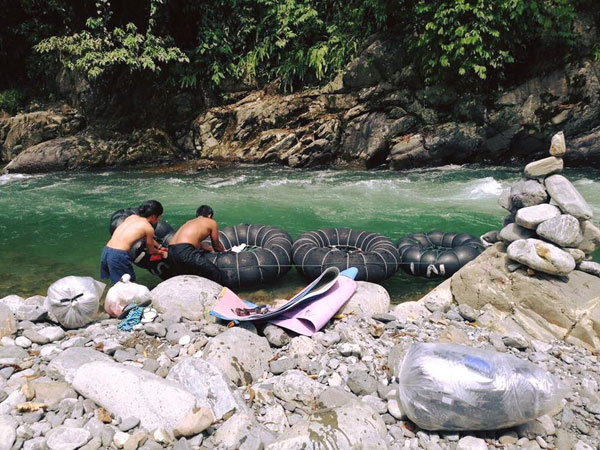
[397,343,566,430]
[104,274,151,318]
[45,276,105,329]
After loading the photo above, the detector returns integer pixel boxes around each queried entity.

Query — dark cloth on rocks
[168,243,222,283]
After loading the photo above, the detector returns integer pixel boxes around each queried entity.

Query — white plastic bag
[397,343,566,431]
[104,274,151,318]
[45,276,105,329]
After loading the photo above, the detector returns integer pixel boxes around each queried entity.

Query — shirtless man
[168,205,224,283]
[101,200,167,283]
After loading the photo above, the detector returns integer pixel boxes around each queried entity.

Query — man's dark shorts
[168,243,222,284]
[100,246,136,284]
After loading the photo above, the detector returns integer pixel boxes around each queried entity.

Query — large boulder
[451,245,600,347]
[151,275,222,321]
[339,281,390,316]
[47,347,111,383]
[265,401,388,450]
[202,327,273,386]
[4,135,90,173]
[72,360,196,431]
[166,357,238,421]
[507,238,575,276]
[545,174,593,220]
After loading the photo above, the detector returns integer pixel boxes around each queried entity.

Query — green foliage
[35,0,188,79]
[409,0,577,84]
[0,89,22,113]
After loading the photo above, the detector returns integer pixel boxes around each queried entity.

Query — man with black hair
[101,200,167,283]
[168,204,224,283]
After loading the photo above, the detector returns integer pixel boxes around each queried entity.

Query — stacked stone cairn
[492,131,600,277]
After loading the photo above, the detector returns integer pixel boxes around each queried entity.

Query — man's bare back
[107,215,161,254]
[170,216,225,252]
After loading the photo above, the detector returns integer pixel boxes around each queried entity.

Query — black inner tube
[292,227,400,282]
[397,231,484,278]
[204,224,293,288]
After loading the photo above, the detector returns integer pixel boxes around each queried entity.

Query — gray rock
[499,189,515,212]
[72,360,196,430]
[151,275,222,321]
[0,345,29,366]
[166,323,189,344]
[549,131,566,156]
[203,327,273,386]
[507,239,575,276]
[420,278,453,313]
[22,328,50,345]
[30,380,77,406]
[0,304,16,339]
[320,331,341,347]
[499,223,536,242]
[545,174,593,220]
[269,358,296,375]
[524,156,563,179]
[515,204,562,230]
[272,370,325,406]
[143,322,166,337]
[457,304,479,322]
[47,347,111,383]
[265,401,387,449]
[339,281,390,316]
[554,429,574,450]
[318,387,357,409]
[347,370,378,396]
[113,349,135,363]
[578,261,600,277]
[537,214,583,247]
[119,416,140,432]
[212,413,266,450]
[578,221,600,254]
[502,332,530,349]
[46,426,91,450]
[166,357,237,421]
[457,436,488,450]
[0,415,17,450]
[39,326,66,342]
[564,248,586,264]
[510,179,549,209]
[263,325,290,348]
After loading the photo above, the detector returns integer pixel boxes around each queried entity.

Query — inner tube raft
[204,224,293,288]
[397,231,484,278]
[109,209,176,280]
[292,228,400,282]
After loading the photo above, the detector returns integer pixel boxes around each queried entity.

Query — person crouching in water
[101,200,167,283]
[167,205,224,283]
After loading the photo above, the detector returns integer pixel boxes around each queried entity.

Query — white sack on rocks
[0,295,46,321]
[536,214,583,247]
[397,343,566,430]
[515,204,562,230]
[72,360,196,431]
[104,274,150,318]
[45,276,105,329]
[507,239,575,276]
[545,174,593,220]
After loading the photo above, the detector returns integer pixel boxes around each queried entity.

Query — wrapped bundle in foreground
[45,276,105,329]
[397,343,565,430]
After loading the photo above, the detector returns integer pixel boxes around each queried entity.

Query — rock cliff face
[2,38,600,172]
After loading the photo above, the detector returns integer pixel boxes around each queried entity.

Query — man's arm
[144,224,162,255]
[210,222,225,252]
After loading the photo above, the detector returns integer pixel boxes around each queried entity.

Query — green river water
[1,165,599,303]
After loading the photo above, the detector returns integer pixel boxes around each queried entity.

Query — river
[1,165,599,302]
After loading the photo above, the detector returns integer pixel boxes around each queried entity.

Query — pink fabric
[270,276,357,336]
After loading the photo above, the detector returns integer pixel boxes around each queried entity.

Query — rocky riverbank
[1,267,599,450]
[2,38,600,173]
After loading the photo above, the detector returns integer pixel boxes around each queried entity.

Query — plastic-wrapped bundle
[45,276,105,329]
[104,274,151,318]
[397,343,566,431]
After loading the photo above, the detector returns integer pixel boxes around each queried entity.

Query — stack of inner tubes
[292,228,400,282]
[109,209,176,280]
[396,231,484,278]
[204,224,293,288]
